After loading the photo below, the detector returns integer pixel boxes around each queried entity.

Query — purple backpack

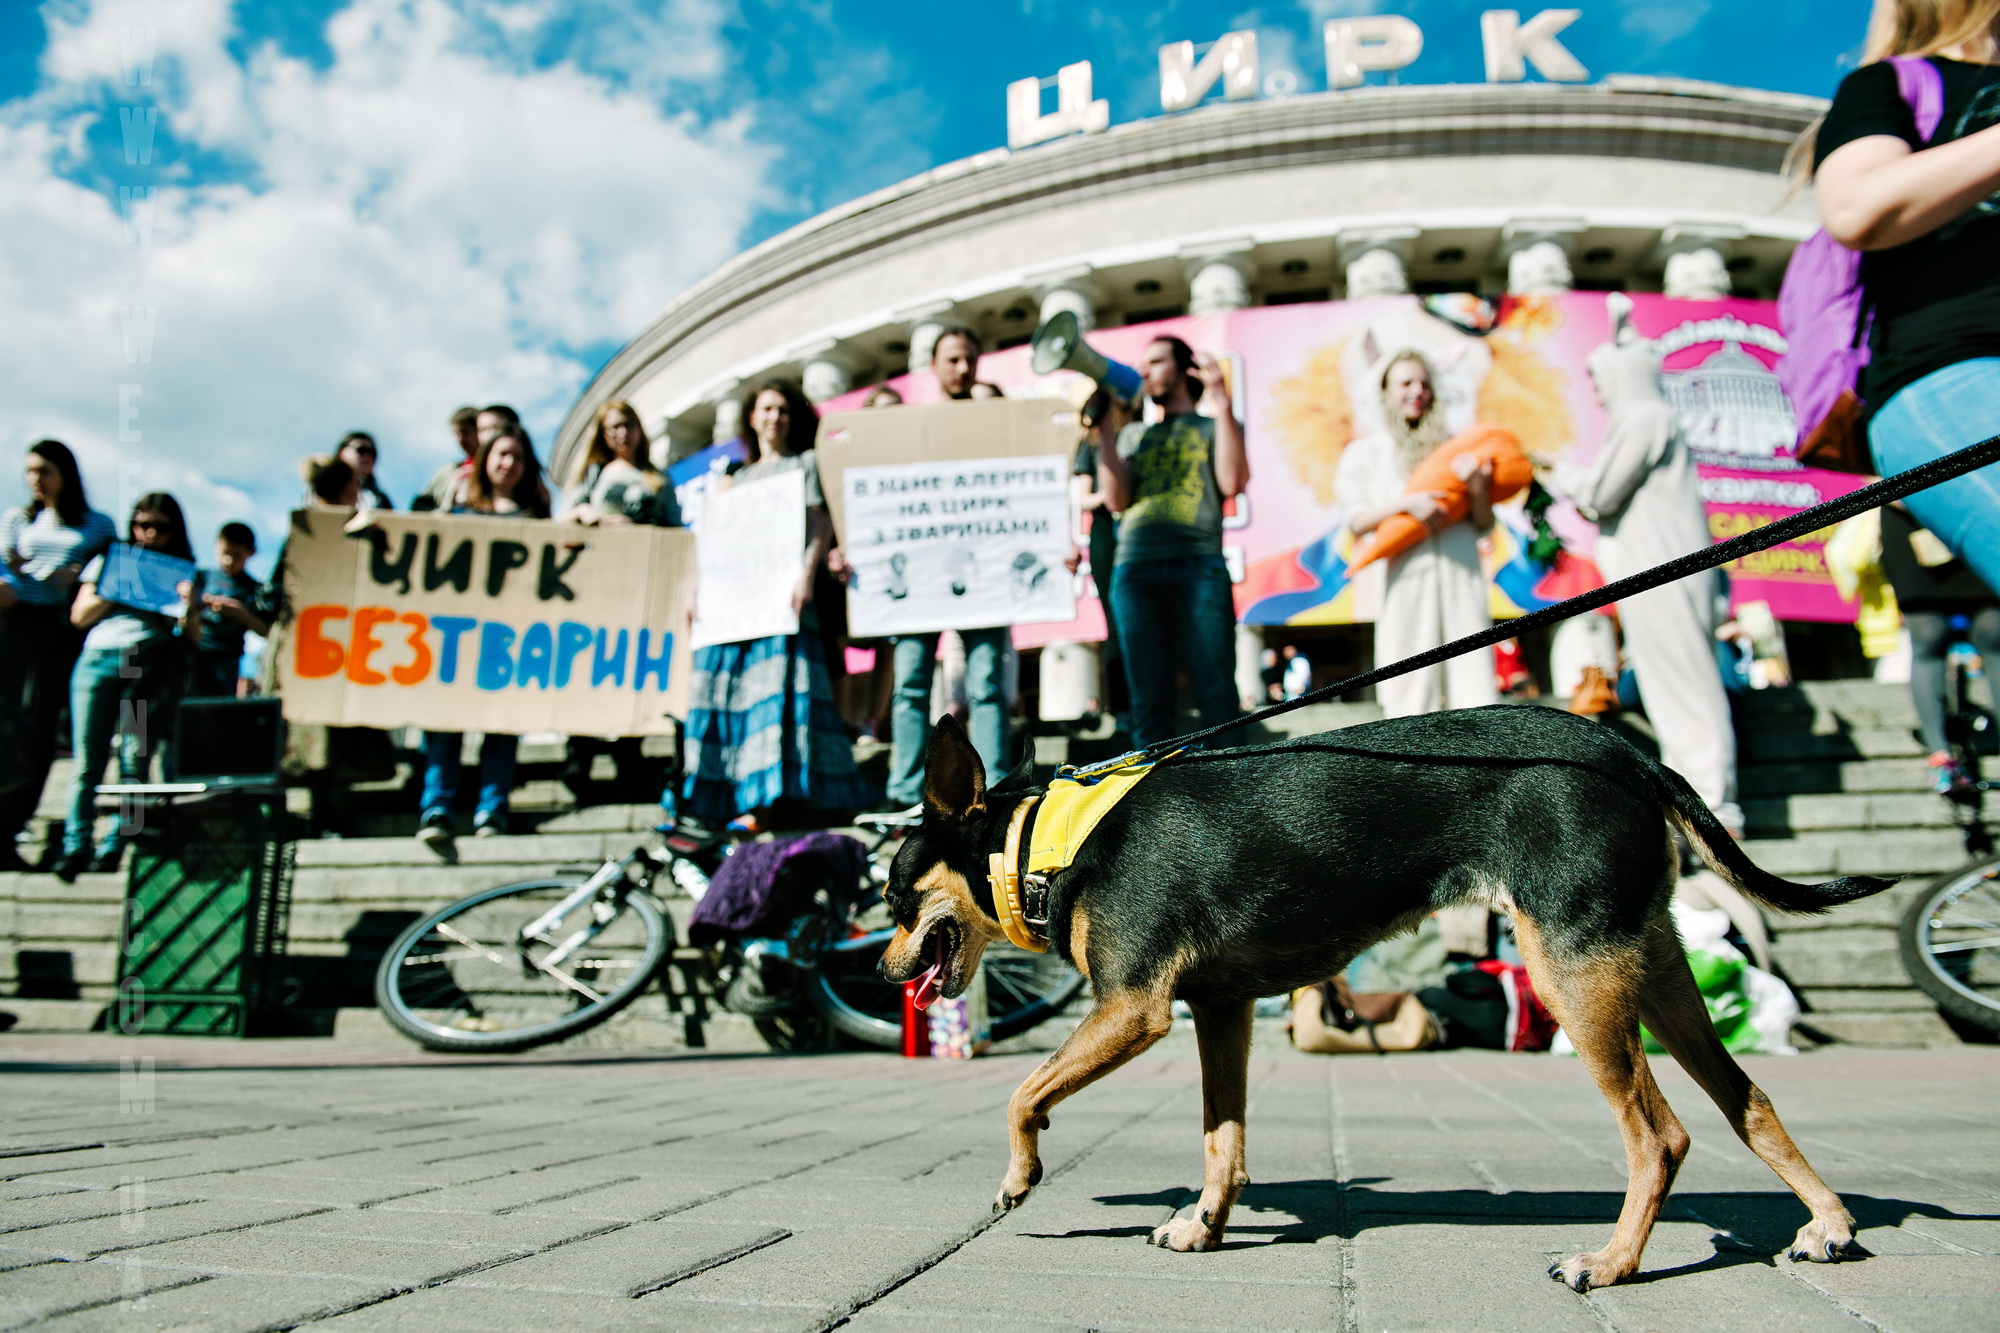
[1777,55,1944,462]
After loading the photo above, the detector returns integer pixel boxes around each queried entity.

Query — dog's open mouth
[911,919,959,1009]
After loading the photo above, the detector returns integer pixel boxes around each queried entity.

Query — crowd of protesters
[4,0,1998,882]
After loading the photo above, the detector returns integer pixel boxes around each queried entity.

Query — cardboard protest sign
[691,467,805,648]
[818,398,1080,637]
[98,542,197,616]
[277,509,696,735]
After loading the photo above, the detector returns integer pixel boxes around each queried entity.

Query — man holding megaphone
[1085,334,1250,747]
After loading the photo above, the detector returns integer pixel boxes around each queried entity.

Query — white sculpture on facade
[1663,247,1733,300]
[1344,247,1409,299]
[802,356,854,403]
[1508,240,1574,295]
[1188,258,1253,315]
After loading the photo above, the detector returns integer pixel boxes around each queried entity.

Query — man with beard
[1336,351,1499,718]
[1094,335,1248,747]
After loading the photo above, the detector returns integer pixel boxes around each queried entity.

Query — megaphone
[1029,310,1143,402]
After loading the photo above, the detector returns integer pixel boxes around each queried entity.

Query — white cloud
[0,0,774,565]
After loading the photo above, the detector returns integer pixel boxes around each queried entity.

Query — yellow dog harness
[987,749,1180,952]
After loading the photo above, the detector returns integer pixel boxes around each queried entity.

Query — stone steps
[5,678,1990,1047]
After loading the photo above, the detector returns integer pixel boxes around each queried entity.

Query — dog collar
[988,797,1048,952]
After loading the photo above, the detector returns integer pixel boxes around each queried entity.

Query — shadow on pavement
[1039,1183,2000,1258]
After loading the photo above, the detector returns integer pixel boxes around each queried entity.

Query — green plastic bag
[1642,949,1755,1053]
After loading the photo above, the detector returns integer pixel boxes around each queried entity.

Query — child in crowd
[189,521,272,699]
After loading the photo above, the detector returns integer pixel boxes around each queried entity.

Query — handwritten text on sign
[277,509,697,734]
[843,455,1075,637]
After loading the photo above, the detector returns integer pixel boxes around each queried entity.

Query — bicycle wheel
[809,935,1086,1048]
[1899,855,2000,1035]
[375,878,670,1053]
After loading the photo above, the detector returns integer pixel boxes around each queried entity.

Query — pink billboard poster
[821,293,1863,648]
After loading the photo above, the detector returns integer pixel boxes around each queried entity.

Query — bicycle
[373,810,1086,1054]
[1898,618,2000,1035]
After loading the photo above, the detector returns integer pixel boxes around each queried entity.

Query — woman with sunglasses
[56,493,193,881]
[338,432,394,511]
[0,441,117,871]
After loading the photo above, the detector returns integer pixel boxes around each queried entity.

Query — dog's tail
[1652,760,1897,914]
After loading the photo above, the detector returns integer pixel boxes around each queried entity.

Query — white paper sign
[843,454,1075,637]
[692,468,806,648]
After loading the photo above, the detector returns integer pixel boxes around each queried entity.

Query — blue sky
[0,0,1874,570]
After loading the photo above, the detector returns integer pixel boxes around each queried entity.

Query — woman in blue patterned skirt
[679,378,873,828]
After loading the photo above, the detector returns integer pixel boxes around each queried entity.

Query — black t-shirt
[1072,438,1114,540]
[1816,57,2000,410]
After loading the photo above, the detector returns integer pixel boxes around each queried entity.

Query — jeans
[1905,608,2000,755]
[885,628,1008,805]
[1110,554,1240,748]
[421,731,519,830]
[0,604,81,847]
[1871,358,2000,597]
[65,646,168,857]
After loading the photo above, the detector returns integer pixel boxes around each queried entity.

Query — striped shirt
[1,505,116,607]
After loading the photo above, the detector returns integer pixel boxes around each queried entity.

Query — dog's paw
[1547,1253,1617,1292]
[992,1161,1042,1214]
[1149,1217,1221,1252]
[1787,1220,1867,1264]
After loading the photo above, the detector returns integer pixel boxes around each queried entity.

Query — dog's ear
[922,714,987,820]
[987,753,1036,799]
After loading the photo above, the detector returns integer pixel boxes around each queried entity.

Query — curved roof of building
[556,77,1825,474]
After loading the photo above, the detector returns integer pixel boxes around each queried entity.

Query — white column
[1031,266,1100,333]
[1507,240,1574,295]
[710,394,742,446]
[1503,221,1584,296]
[798,341,859,403]
[1655,224,1744,299]
[896,300,959,375]
[1338,228,1417,298]
[1662,248,1732,300]
[1183,250,1255,315]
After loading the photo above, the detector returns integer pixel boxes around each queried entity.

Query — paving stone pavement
[2,1029,1996,1332]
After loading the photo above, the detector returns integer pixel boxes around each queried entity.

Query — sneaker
[1928,751,1967,796]
[472,821,504,838]
[51,849,89,883]
[416,812,455,848]
[89,846,125,875]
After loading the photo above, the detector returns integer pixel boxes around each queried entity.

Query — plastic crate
[114,794,294,1036]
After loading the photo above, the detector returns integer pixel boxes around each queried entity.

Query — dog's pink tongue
[911,962,943,1010]
[910,929,947,1009]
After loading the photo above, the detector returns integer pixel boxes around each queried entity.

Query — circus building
[555,10,1867,677]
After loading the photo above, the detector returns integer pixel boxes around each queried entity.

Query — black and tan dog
[879,707,1894,1289]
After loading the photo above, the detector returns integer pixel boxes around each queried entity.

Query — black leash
[1121,433,2000,764]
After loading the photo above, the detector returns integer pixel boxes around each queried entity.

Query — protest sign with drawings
[276,509,697,734]
[818,397,1079,638]
[691,467,805,649]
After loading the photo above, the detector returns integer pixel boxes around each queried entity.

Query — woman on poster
[1335,351,1500,718]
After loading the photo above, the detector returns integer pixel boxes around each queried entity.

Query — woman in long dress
[679,378,872,828]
